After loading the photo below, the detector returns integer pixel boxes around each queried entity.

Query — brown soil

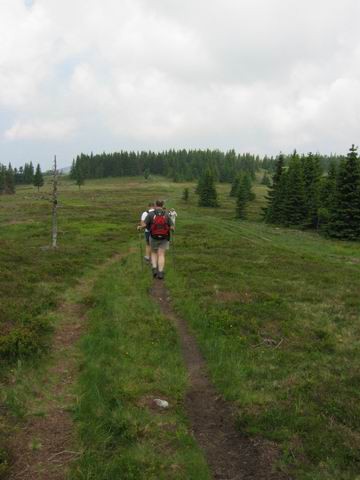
[215,290,253,304]
[7,252,127,480]
[151,280,291,480]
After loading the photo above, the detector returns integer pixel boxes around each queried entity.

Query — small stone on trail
[154,398,169,409]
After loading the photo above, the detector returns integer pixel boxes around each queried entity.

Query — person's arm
[167,214,175,231]
[137,212,148,230]
[144,213,152,230]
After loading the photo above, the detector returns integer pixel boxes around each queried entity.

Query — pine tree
[236,182,248,219]
[198,169,219,207]
[327,145,360,240]
[182,187,189,202]
[33,163,44,192]
[5,163,15,194]
[264,154,287,224]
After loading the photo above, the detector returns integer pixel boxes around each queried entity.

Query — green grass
[165,192,360,479]
[0,176,171,362]
[71,252,209,480]
[1,174,360,479]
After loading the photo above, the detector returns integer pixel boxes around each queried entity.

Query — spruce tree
[195,175,205,195]
[241,173,255,201]
[198,169,219,207]
[318,161,337,228]
[264,153,287,223]
[327,144,360,240]
[283,154,306,226]
[75,163,85,190]
[261,172,271,186]
[33,163,44,192]
[5,164,15,194]
[182,187,189,202]
[0,165,5,194]
[70,159,76,180]
[236,182,248,219]
[28,162,34,183]
[302,153,322,228]
[229,174,241,197]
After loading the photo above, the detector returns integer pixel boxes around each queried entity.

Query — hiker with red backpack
[141,199,174,280]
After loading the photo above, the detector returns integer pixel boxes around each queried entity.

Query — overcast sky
[1,0,360,169]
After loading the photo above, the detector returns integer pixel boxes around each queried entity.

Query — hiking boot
[157,271,164,280]
[144,256,150,263]
[152,268,158,278]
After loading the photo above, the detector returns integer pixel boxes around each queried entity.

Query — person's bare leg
[151,250,158,269]
[145,243,151,259]
[157,248,166,272]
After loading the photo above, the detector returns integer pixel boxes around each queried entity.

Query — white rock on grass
[154,398,169,409]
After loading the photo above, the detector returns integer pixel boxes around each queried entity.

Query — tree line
[264,146,360,240]
[0,162,44,194]
[70,149,262,182]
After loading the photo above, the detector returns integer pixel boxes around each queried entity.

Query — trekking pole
[138,230,144,271]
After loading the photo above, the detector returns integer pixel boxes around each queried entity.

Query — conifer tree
[5,163,15,194]
[283,154,306,226]
[327,144,360,240]
[0,165,5,194]
[182,187,189,202]
[236,182,248,219]
[75,163,85,190]
[264,154,287,223]
[33,163,44,192]
[229,174,241,197]
[70,159,76,180]
[261,172,271,186]
[195,175,205,195]
[302,153,322,228]
[28,162,34,184]
[198,169,219,207]
[241,173,255,201]
[318,161,337,228]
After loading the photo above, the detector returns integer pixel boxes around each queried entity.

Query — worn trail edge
[152,281,291,480]
[7,252,128,480]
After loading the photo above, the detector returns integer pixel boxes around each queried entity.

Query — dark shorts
[150,237,170,251]
[144,231,151,245]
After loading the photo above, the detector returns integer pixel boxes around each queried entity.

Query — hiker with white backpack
[140,200,174,280]
[168,208,178,226]
[138,202,155,263]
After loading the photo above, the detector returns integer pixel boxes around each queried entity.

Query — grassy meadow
[0,174,359,479]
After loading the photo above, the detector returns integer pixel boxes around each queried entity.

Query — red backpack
[150,211,170,239]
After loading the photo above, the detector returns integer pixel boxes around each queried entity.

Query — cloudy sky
[1,0,360,169]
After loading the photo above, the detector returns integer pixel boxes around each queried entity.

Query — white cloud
[1,0,360,168]
[4,118,77,141]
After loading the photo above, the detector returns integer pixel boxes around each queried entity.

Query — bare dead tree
[52,155,58,248]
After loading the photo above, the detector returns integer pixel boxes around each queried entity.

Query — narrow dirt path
[7,252,128,480]
[152,280,291,480]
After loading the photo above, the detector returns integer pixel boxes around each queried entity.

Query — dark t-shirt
[145,208,173,240]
